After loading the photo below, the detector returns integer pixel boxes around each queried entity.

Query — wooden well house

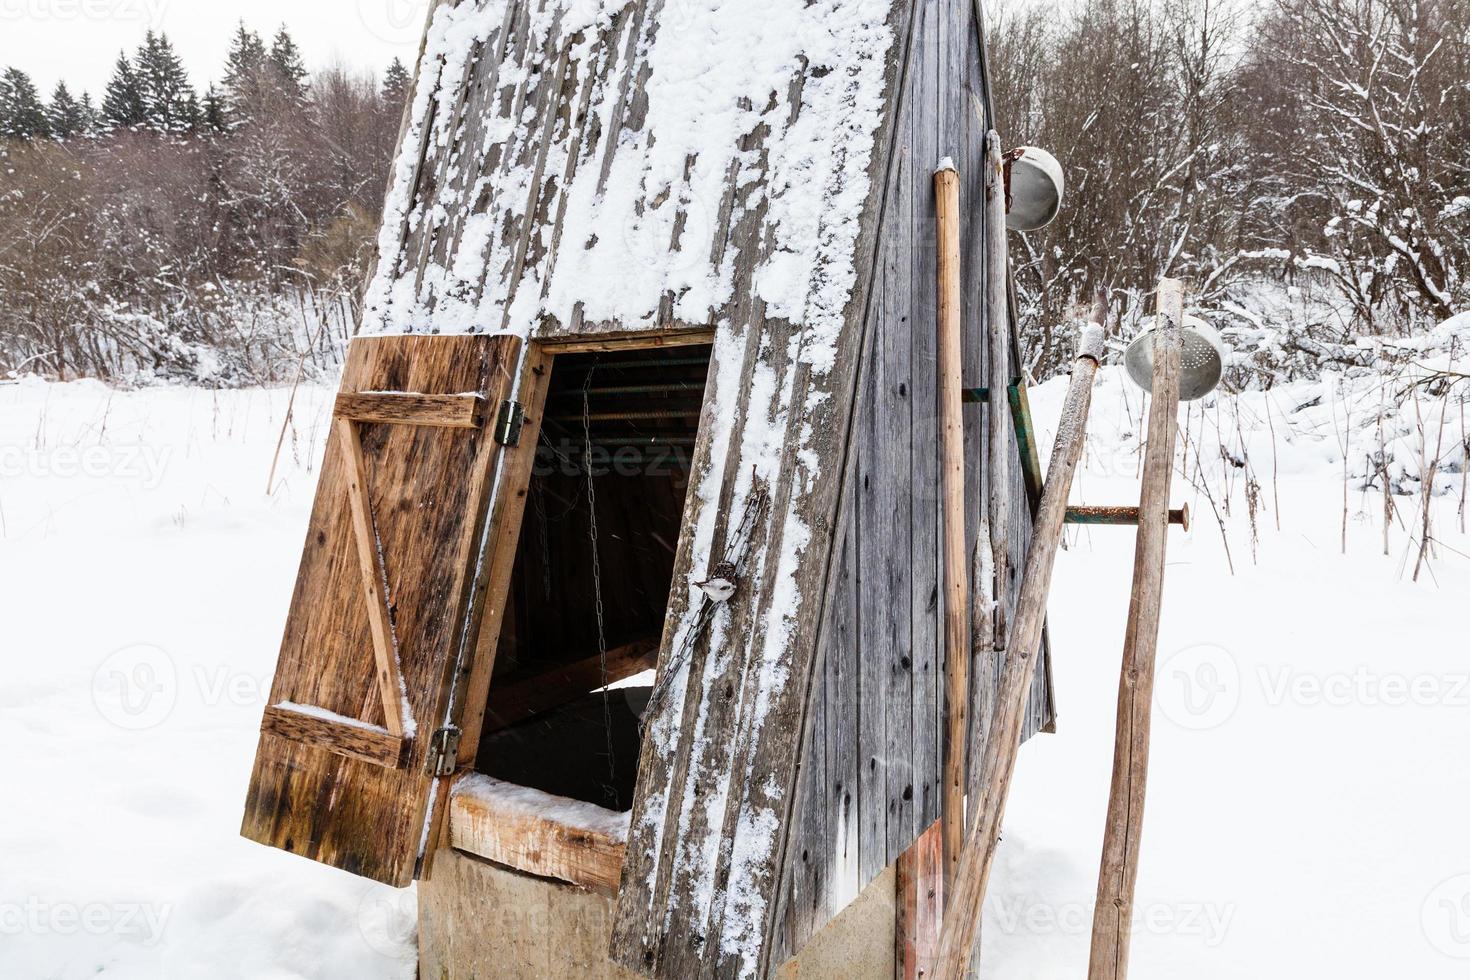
[241,0,1055,976]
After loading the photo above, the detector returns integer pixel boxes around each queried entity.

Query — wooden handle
[935,161,970,897]
[1087,278,1186,980]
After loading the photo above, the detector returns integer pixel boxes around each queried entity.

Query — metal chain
[582,364,617,802]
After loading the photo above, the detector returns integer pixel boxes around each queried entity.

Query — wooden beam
[984,131,1012,653]
[448,774,627,895]
[334,392,486,429]
[934,160,969,892]
[932,321,1107,980]
[486,638,660,731]
[1088,279,1185,980]
[335,417,407,738]
[535,326,716,354]
[261,704,409,769]
[896,820,944,980]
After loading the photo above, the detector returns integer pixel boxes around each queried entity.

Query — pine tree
[201,84,227,133]
[48,81,91,139]
[101,52,146,129]
[221,23,267,125]
[268,26,309,108]
[382,57,411,108]
[78,92,99,134]
[1,67,50,139]
[136,31,198,134]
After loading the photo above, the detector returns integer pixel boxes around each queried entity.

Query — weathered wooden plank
[334,392,486,429]
[907,0,943,851]
[866,85,910,884]
[448,774,628,894]
[241,333,519,888]
[261,704,409,769]
[1088,280,1184,980]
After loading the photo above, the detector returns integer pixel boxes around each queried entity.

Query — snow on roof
[361,0,898,368]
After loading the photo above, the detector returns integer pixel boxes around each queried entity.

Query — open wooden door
[241,333,522,887]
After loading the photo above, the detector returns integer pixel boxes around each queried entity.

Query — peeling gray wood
[772,0,1055,965]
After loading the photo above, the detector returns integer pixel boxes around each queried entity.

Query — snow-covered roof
[361,0,898,370]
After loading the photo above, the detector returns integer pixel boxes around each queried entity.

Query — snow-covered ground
[1,354,1465,977]
[0,380,416,980]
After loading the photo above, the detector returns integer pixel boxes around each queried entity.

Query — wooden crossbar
[334,392,486,429]
[335,417,409,738]
[486,638,659,731]
[262,704,409,769]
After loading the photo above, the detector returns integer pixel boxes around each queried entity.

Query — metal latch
[426,726,462,777]
[495,399,525,446]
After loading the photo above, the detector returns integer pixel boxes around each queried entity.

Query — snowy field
[1,361,1466,978]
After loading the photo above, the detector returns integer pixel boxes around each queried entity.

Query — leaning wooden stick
[935,159,970,891]
[933,297,1110,980]
[984,131,1011,650]
[1088,278,1185,980]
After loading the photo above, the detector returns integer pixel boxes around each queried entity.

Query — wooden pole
[984,132,1011,651]
[932,317,1109,980]
[935,160,970,891]
[1087,278,1185,980]
[896,820,945,980]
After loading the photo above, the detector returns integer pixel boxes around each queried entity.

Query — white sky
[0,0,426,97]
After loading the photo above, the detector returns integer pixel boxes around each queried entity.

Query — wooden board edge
[448,775,628,895]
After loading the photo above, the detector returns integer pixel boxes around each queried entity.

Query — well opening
[474,343,714,813]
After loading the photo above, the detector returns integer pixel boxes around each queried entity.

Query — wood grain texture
[607,5,917,976]
[1088,280,1185,980]
[983,132,1011,652]
[448,776,628,895]
[773,1,1055,966]
[335,417,408,738]
[260,705,409,769]
[241,333,519,888]
[334,392,486,429]
[934,162,968,893]
[896,820,944,980]
[933,327,1106,980]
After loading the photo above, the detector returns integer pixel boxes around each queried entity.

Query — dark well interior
[474,344,713,812]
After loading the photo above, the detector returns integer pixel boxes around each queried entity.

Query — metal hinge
[494,399,525,446]
[426,726,462,777]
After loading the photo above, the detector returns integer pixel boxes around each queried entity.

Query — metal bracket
[494,399,525,446]
[426,726,462,777]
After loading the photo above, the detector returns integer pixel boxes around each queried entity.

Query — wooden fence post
[932,311,1109,980]
[1087,278,1185,980]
